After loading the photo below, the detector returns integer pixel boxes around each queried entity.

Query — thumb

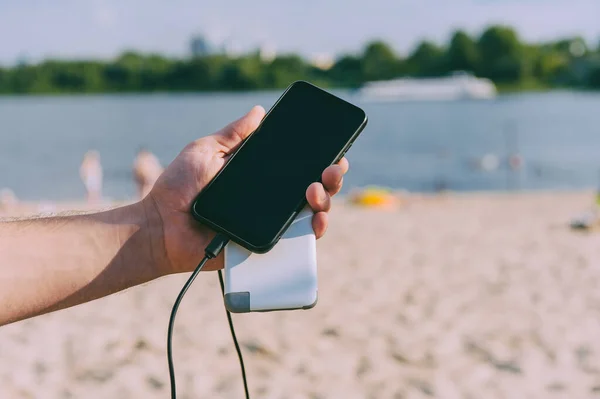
[215,105,266,152]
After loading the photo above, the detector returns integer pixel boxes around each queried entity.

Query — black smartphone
[191,81,368,253]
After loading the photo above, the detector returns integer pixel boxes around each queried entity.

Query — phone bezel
[191,80,368,253]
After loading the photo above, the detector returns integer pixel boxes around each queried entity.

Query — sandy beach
[1,191,600,399]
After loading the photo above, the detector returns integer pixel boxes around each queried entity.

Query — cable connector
[205,234,230,259]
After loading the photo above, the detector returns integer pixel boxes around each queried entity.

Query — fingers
[306,158,350,238]
[322,157,348,195]
[306,182,331,213]
[337,157,350,174]
[322,165,344,196]
[215,105,266,152]
[311,211,328,239]
[306,184,330,239]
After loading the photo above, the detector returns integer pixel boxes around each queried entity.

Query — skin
[133,150,163,199]
[0,106,349,326]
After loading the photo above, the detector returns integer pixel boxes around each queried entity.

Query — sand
[1,191,600,399]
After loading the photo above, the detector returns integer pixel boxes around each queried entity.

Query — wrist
[137,197,172,278]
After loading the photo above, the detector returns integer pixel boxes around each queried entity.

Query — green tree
[533,51,569,84]
[551,37,588,57]
[42,61,104,93]
[0,67,7,93]
[264,55,308,88]
[138,54,171,91]
[360,40,402,81]
[52,67,85,92]
[477,25,524,82]
[445,30,479,74]
[219,62,260,90]
[0,26,597,94]
[103,63,133,91]
[239,54,266,84]
[165,56,225,91]
[406,41,445,76]
[9,65,40,93]
[328,55,362,86]
[109,52,141,90]
[589,66,600,89]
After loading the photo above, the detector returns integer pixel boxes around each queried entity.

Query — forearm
[0,202,164,326]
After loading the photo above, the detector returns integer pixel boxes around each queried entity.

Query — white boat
[355,72,497,102]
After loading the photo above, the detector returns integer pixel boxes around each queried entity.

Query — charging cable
[167,234,251,399]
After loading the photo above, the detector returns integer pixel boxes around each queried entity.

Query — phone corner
[291,79,310,86]
[289,80,317,90]
[189,200,201,221]
[361,112,369,126]
[352,106,368,129]
[247,239,278,254]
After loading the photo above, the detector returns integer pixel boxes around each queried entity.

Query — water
[0,90,599,201]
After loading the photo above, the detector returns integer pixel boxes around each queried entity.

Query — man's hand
[0,105,348,325]
[146,106,349,275]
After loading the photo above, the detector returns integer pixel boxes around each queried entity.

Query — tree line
[0,25,599,94]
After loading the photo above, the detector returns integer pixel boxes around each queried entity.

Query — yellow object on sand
[349,187,399,208]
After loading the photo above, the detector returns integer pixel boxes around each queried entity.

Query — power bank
[223,208,318,313]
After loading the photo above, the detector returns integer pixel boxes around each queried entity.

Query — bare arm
[0,202,163,326]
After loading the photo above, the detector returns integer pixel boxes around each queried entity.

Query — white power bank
[223,208,318,313]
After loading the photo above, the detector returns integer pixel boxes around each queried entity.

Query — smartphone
[223,207,317,313]
[191,81,368,253]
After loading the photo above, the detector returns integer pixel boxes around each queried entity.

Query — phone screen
[192,81,367,251]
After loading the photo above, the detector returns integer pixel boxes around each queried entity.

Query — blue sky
[0,0,598,64]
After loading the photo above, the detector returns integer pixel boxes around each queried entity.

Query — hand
[144,106,349,275]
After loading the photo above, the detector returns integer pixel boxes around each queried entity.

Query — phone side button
[340,144,351,157]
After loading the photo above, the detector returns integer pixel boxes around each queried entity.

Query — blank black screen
[193,81,366,250]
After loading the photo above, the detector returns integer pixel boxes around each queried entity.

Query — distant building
[569,40,586,57]
[16,53,29,66]
[310,53,335,70]
[190,35,212,57]
[259,43,277,62]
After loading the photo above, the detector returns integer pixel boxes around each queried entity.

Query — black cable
[167,255,210,399]
[167,234,250,399]
[218,268,250,399]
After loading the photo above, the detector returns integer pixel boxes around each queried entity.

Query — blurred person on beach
[133,147,164,199]
[80,150,103,203]
[0,106,348,326]
[0,188,18,213]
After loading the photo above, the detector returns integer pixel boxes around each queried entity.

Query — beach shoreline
[1,188,596,216]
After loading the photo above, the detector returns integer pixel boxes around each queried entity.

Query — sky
[0,0,598,65]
